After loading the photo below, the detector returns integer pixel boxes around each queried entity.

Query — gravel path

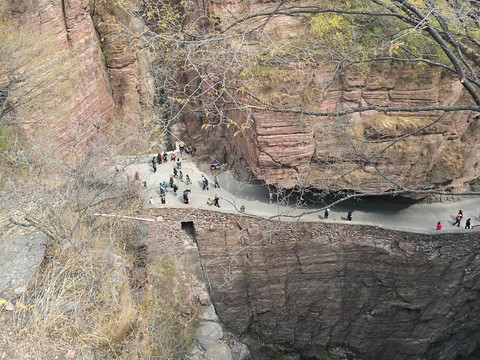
[119,154,480,235]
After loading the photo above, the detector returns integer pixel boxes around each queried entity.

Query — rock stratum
[147,208,480,360]
[9,0,480,194]
[180,0,480,195]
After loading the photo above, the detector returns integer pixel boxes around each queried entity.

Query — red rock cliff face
[11,0,115,148]
[191,62,480,194]
[178,0,480,195]
[146,209,480,360]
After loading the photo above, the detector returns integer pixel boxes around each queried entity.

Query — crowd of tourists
[136,142,226,209]
[133,143,479,231]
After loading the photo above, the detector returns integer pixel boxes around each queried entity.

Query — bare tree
[103,0,480,211]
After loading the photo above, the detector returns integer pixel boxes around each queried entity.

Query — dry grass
[1,133,199,359]
[2,200,199,359]
[361,114,433,139]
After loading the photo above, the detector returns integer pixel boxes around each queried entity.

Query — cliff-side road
[117,154,480,234]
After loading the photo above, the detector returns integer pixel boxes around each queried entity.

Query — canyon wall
[10,0,480,194]
[178,0,480,196]
[238,65,480,193]
[147,208,480,359]
[8,0,151,151]
[9,0,115,146]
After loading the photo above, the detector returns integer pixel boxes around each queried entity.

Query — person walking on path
[186,174,191,185]
[135,171,140,180]
[436,222,442,230]
[162,181,168,192]
[160,184,165,195]
[169,177,174,188]
[153,161,157,173]
[213,194,220,207]
[465,218,471,229]
[214,176,220,188]
[172,183,178,195]
[179,171,183,182]
[161,194,166,204]
[157,153,162,164]
[183,190,190,204]
[269,191,273,204]
[176,159,182,169]
[201,176,209,190]
[173,167,178,177]
[453,212,463,227]
[347,211,353,221]
[324,209,330,219]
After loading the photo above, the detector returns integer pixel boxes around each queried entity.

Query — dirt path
[119,154,480,235]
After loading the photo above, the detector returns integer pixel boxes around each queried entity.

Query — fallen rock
[0,233,48,296]
[199,304,219,322]
[229,341,250,360]
[204,343,233,360]
[196,322,223,350]
[197,290,211,306]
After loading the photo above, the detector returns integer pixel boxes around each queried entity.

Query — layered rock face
[146,209,480,360]
[237,65,480,193]
[178,0,480,195]
[201,219,480,359]
[9,0,153,151]
[10,0,115,147]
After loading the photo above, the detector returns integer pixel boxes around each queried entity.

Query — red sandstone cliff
[8,0,153,151]
[178,0,480,196]
[10,0,115,147]
[146,208,480,360]
[9,0,480,193]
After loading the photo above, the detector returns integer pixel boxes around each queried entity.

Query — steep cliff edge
[157,210,480,360]
[145,208,480,359]
[8,0,115,146]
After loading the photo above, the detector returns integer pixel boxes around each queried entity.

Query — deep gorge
[147,208,480,359]
[4,0,480,358]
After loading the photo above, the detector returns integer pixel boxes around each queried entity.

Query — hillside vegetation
[0,6,199,358]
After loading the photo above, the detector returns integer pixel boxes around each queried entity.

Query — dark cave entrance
[181,221,197,245]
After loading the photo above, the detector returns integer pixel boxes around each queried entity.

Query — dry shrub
[4,208,199,359]
[5,212,133,357]
[362,114,433,139]
[1,151,199,359]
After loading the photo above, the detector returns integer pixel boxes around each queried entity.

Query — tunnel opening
[181,221,197,246]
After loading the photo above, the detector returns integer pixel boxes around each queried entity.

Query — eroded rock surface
[11,0,115,148]
[147,208,480,360]
[0,233,48,296]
